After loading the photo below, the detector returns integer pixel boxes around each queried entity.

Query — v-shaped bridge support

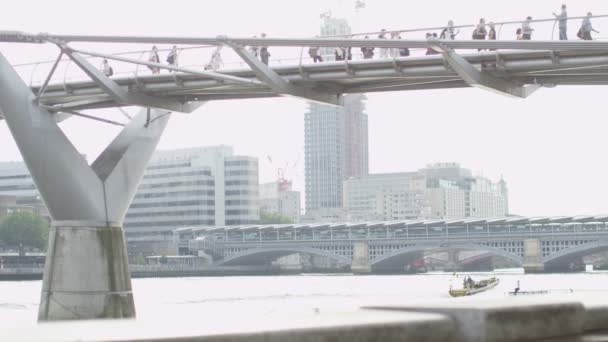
[221,38,340,106]
[430,40,541,98]
[0,51,184,320]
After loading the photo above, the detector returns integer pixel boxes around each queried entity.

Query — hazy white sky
[1,0,608,216]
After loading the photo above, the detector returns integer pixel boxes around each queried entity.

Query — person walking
[425,33,439,55]
[361,36,375,59]
[487,22,497,51]
[473,18,487,40]
[166,46,178,69]
[440,20,459,40]
[378,29,388,59]
[516,28,523,40]
[390,31,400,57]
[101,59,113,77]
[204,47,223,71]
[334,47,345,61]
[580,12,600,40]
[398,34,410,57]
[553,4,568,40]
[249,36,259,59]
[148,45,160,74]
[260,33,271,65]
[522,16,534,40]
[473,18,487,51]
[308,46,322,63]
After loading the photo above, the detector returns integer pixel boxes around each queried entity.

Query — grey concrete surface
[365,297,586,342]
[5,310,455,342]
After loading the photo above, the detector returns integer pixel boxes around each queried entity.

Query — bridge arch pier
[523,238,545,273]
[0,52,172,321]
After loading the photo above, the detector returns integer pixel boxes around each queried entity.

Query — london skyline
[1,0,607,217]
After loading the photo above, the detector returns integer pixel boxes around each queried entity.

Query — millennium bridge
[3,13,608,320]
[175,215,608,273]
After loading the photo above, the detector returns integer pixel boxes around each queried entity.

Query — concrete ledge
[5,310,456,342]
[578,296,608,332]
[364,298,586,342]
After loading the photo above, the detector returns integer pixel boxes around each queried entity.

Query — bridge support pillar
[351,242,371,274]
[0,52,170,321]
[444,250,462,272]
[523,238,545,273]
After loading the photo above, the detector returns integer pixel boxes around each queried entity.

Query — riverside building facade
[124,146,260,239]
[259,180,301,223]
[343,163,509,222]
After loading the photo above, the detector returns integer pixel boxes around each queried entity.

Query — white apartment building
[423,163,509,219]
[343,173,430,222]
[124,146,260,237]
[343,164,509,222]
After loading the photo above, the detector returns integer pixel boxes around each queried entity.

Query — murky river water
[1,271,607,328]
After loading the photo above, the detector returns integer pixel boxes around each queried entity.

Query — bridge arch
[371,243,523,268]
[217,246,352,266]
[543,239,608,265]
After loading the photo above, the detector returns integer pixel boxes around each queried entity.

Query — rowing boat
[449,277,500,297]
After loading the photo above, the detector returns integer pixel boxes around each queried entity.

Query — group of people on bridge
[99,5,602,76]
[307,5,601,62]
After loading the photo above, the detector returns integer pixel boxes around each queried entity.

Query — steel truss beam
[430,40,541,98]
[58,44,202,113]
[72,48,262,86]
[221,38,340,106]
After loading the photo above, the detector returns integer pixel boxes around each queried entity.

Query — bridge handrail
[325,14,608,39]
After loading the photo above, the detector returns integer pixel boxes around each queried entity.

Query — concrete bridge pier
[443,250,462,272]
[351,242,372,274]
[0,52,171,320]
[523,238,545,273]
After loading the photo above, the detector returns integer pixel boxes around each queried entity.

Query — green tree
[260,212,294,224]
[0,211,49,250]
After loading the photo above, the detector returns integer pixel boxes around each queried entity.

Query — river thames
[1,271,608,327]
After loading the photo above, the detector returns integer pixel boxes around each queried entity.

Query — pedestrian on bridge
[308,46,322,63]
[522,17,534,40]
[440,20,459,40]
[361,36,375,59]
[390,31,400,58]
[334,47,345,61]
[166,46,178,69]
[378,29,388,59]
[425,33,440,55]
[488,22,497,51]
[260,33,271,66]
[580,12,600,40]
[398,34,410,57]
[553,4,568,40]
[101,59,113,77]
[473,18,487,51]
[148,46,160,74]
[249,36,259,59]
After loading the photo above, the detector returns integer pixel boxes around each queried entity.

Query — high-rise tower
[305,15,368,215]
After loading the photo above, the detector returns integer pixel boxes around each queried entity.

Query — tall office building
[124,146,260,238]
[305,15,368,215]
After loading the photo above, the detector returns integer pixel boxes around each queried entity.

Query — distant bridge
[176,215,608,273]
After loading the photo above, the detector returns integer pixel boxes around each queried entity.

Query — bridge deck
[18,49,608,112]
